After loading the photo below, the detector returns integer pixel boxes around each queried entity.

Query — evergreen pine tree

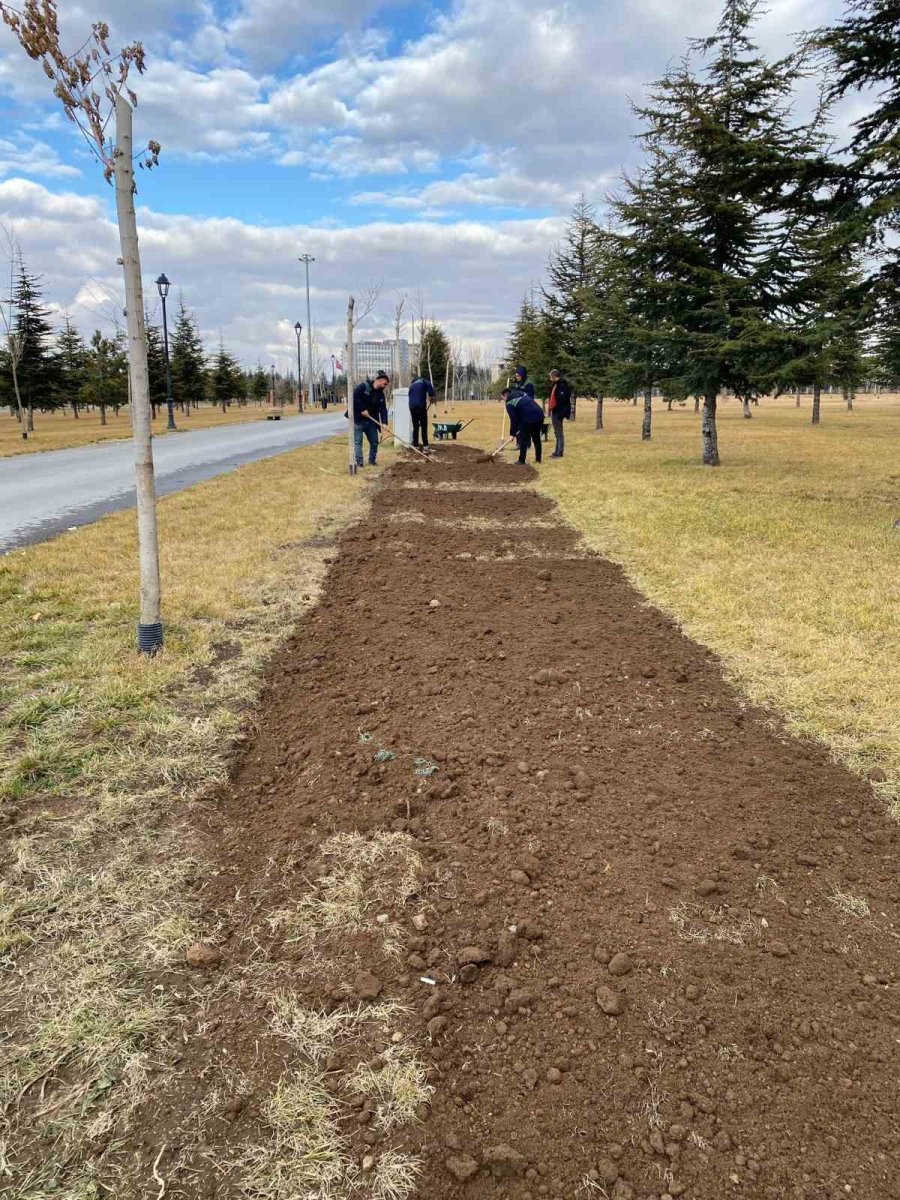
[630,0,818,463]
[419,324,451,399]
[145,316,167,419]
[542,196,605,395]
[506,293,554,399]
[211,340,243,412]
[250,363,269,405]
[54,315,88,417]
[5,264,57,429]
[82,330,127,425]
[171,298,206,414]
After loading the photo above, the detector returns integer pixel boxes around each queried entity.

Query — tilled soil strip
[148,447,899,1200]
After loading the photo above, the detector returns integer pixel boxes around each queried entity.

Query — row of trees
[508,0,900,463]
[0,255,277,434]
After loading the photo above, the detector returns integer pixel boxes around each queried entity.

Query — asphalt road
[0,412,346,551]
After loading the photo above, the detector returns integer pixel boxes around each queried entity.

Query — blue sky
[0,0,849,369]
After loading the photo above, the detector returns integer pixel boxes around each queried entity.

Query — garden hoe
[478,435,516,464]
[370,417,435,464]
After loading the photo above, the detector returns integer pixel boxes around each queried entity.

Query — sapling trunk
[595,397,603,430]
[812,382,821,425]
[114,95,163,652]
[742,397,752,419]
[642,388,652,440]
[694,396,700,414]
[702,392,720,465]
[844,386,853,411]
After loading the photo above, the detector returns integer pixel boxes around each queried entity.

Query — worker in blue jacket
[505,385,544,465]
[352,372,390,466]
[408,374,436,448]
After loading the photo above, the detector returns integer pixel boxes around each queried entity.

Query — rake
[477,435,516,464]
[369,417,436,464]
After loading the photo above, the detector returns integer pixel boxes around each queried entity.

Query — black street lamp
[271,362,277,407]
[155,273,176,430]
[294,321,303,412]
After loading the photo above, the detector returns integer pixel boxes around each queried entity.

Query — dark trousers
[411,407,429,447]
[354,419,379,465]
[551,412,565,456]
[517,422,543,463]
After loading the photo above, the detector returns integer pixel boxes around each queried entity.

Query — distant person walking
[408,373,436,449]
[548,369,572,458]
[352,372,390,467]
[505,384,544,466]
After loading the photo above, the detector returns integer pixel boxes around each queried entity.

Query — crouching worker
[505,384,544,465]
[352,371,390,467]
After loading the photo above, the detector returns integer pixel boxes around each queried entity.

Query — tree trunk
[571,395,576,421]
[694,396,700,414]
[642,388,652,440]
[632,394,638,406]
[347,295,356,475]
[72,401,79,419]
[27,402,34,431]
[595,396,603,430]
[99,401,107,426]
[666,398,673,412]
[115,95,163,653]
[742,396,752,419]
[844,386,853,411]
[702,392,720,465]
[796,391,801,407]
[9,356,26,438]
[812,382,821,425]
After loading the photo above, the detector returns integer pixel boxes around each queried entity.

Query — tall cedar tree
[5,264,56,428]
[542,196,605,393]
[632,0,814,463]
[211,341,243,412]
[607,155,691,437]
[170,299,206,413]
[820,1,900,258]
[506,293,554,400]
[250,363,269,404]
[54,315,87,416]
[82,330,127,425]
[419,323,451,398]
[145,317,167,417]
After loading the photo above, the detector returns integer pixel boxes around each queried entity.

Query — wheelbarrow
[433,421,465,440]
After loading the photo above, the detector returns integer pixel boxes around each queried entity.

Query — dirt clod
[354,971,384,1000]
[596,986,624,1016]
[446,1155,479,1182]
[185,942,222,969]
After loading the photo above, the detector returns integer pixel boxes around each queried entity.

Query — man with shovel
[505,384,545,466]
[408,372,436,450]
[352,371,391,467]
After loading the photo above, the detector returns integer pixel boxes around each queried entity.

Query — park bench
[266,412,283,421]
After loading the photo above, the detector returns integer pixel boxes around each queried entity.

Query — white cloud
[0,136,81,181]
[0,178,562,366]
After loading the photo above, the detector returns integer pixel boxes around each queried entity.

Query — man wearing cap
[352,371,390,467]
[548,369,572,458]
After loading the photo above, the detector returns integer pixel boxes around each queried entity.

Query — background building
[354,339,410,380]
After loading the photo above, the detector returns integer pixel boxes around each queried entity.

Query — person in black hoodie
[548,369,572,458]
[513,365,536,399]
[352,371,390,466]
[505,385,544,465]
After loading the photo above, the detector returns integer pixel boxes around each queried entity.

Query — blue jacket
[353,380,388,426]
[408,377,435,410]
[506,388,544,435]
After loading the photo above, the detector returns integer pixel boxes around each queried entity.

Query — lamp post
[294,322,303,412]
[299,254,316,410]
[331,353,336,406]
[155,273,176,430]
[271,363,276,407]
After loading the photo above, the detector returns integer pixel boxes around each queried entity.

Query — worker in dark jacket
[548,369,572,458]
[514,365,536,400]
[408,374,436,448]
[505,385,544,465]
[352,371,390,466]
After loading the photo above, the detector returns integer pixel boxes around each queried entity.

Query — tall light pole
[331,353,336,405]
[299,253,316,410]
[155,273,176,430]
[271,362,276,407]
[294,322,303,412]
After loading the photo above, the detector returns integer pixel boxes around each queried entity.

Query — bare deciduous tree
[1,0,164,653]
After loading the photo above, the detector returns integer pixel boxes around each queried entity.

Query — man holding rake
[352,371,391,467]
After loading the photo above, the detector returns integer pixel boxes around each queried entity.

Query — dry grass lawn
[0,401,323,457]
[440,393,900,813]
[0,434,390,1196]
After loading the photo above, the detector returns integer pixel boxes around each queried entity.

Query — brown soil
[131,447,900,1199]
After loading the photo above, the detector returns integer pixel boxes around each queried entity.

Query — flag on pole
[335,360,343,371]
